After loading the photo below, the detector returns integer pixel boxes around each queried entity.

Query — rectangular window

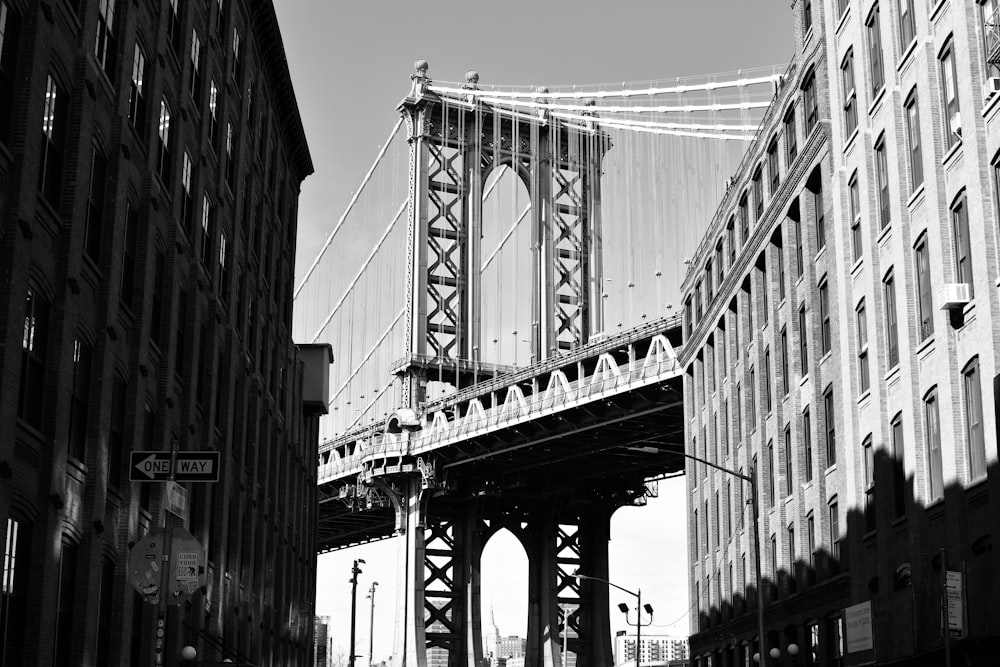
[768,441,775,507]
[760,256,769,324]
[768,137,780,194]
[807,513,816,571]
[214,0,225,39]
[899,0,915,49]
[231,26,242,81]
[727,217,736,266]
[749,367,757,432]
[739,193,749,243]
[905,91,923,190]
[798,304,808,376]
[813,181,825,249]
[867,5,884,96]
[201,194,213,268]
[167,0,180,55]
[803,0,813,33]
[39,74,68,205]
[208,80,219,146]
[776,233,786,301]
[716,241,725,285]
[784,107,797,165]
[719,327,727,380]
[84,148,107,262]
[189,29,202,104]
[735,383,742,442]
[780,327,789,396]
[0,2,23,144]
[803,408,813,482]
[884,270,899,367]
[180,151,194,234]
[94,0,116,79]
[225,122,235,190]
[856,300,869,394]
[940,39,961,149]
[842,49,857,135]
[915,236,934,340]
[819,281,831,355]
[788,525,796,583]
[795,216,803,277]
[54,541,78,666]
[964,359,986,480]
[784,424,793,495]
[824,386,836,466]
[863,436,875,532]
[891,414,907,518]
[157,98,172,184]
[18,288,49,429]
[219,231,229,299]
[925,390,943,501]
[68,338,92,461]
[849,172,862,262]
[829,498,840,560]
[803,72,818,136]
[764,348,772,412]
[128,43,147,135]
[705,262,713,303]
[1,516,30,666]
[953,195,973,297]
[875,135,890,228]
[96,558,114,665]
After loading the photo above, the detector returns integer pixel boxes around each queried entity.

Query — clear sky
[274,0,794,661]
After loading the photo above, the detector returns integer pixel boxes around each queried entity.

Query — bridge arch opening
[480,526,530,658]
[480,163,534,368]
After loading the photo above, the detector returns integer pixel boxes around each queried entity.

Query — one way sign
[129,451,221,482]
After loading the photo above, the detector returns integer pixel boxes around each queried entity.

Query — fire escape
[986,6,1000,73]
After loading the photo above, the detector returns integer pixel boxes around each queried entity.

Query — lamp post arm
[575,573,639,599]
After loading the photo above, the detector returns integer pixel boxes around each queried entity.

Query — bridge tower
[371,63,625,667]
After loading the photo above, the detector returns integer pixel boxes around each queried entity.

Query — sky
[273,1,794,661]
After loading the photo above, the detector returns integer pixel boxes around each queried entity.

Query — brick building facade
[0,0,323,665]
[681,1,1000,666]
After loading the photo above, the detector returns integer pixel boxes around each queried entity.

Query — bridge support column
[393,476,430,667]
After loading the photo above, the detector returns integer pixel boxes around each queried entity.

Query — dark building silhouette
[681,1,1000,665]
[0,0,325,665]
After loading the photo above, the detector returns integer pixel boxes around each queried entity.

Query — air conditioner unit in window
[950,112,963,138]
[984,77,1000,103]
[939,283,971,310]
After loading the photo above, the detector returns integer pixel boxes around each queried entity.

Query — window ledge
[929,0,948,23]
[896,39,918,73]
[876,221,892,246]
[915,335,935,356]
[843,127,859,154]
[850,256,864,277]
[884,363,900,384]
[942,140,963,168]
[835,7,851,35]
[820,350,833,365]
[856,389,871,406]
[803,26,815,51]
[982,88,1000,119]
[868,87,887,117]
[906,182,926,210]
[814,244,827,262]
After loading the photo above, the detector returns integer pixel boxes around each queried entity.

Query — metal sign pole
[154,439,179,667]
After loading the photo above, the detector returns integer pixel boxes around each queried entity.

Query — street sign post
[129,451,221,482]
[127,527,206,606]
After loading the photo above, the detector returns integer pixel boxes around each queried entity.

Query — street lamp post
[573,572,653,667]
[367,581,379,667]
[349,558,366,667]
[644,446,768,664]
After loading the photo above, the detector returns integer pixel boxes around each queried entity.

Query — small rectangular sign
[946,571,964,638]
[845,601,874,653]
[174,452,220,481]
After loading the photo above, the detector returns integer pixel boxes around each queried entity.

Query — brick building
[0,0,325,666]
[681,1,1000,665]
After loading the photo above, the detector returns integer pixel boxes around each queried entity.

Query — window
[1,516,30,666]
[150,251,165,347]
[856,300,869,394]
[694,508,699,557]
[706,262,713,303]
[899,0,915,49]
[180,151,194,234]
[759,255,769,324]
[128,43,147,135]
[18,288,49,429]
[842,49,857,135]
[963,358,986,480]
[231,26,242,82]
[837,0,850,17]
[767,137,780,194]
[219,230,230,299]
[719,327,727,380]
[803,70,818,136]
[84,147,108,262]
[874,135,890,229]
[890,413,907,518]
[167,0,180,55]
[68,337,92,461]
[985,0,1000,77]
[819,280,831,355]
[784,424,793,495]
[735,383,742,442]
[863,435,875,532]
[806,513,816,571]
[824,386,836,466]
[208,80,219,146]
[828,497,840,560]
[925,389,943,501]
[0,2,23,143]
[225,121,236,190]
[803,407,813,482]
[784,107,797,165]
[867,5,884,97]
[749,367,757,432]
[952,194,973,297]
[201,194,213,267]
[120,203,138,309]
[94,0,116,79]
[803,0,813,34]
[798,304,808,376]
[739,193,749,243]
[190,29,203,103]
[812,181,825,249]
[788,525,796,583]
[214,0,225,39]
[849,172,862,262]
[780,327,789,396]
[768,442,775,507]
[905,91,923,190]
[716,241,725,285]
[157,98,172,184]
[707,344,715,394]
[794,215,803,277]
[54,540,78,665]
[727,217,736,266]
[940,38,961,149]
[915,235,934,340]
[39,74,69,206]
[884,270,899,367]
[776,232,786,301]
[764,348,772,412]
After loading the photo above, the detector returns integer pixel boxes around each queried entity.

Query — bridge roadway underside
[316,373,686,553]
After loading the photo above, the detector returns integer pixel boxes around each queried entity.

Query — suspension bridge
[292,61,782,667]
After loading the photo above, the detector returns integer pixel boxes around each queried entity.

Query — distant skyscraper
[615,633,689,665]
[316,616,334,667]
